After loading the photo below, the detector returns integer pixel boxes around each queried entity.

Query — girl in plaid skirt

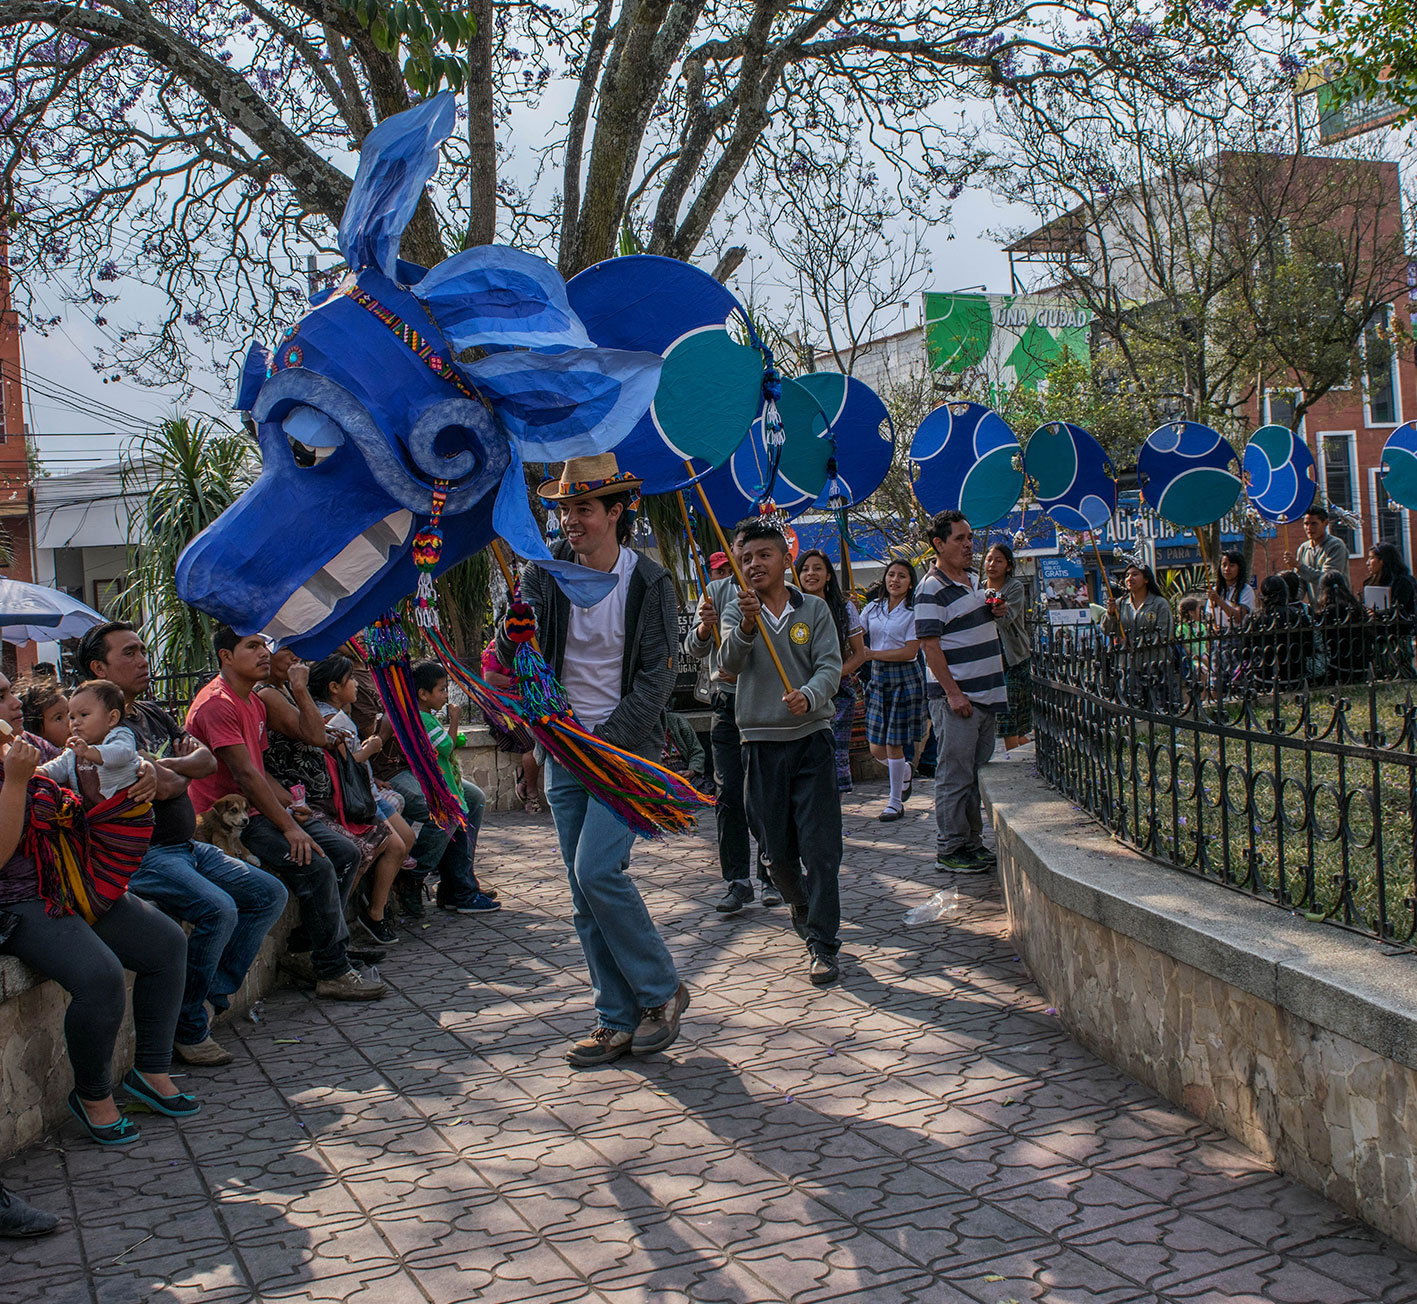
[860,560,926,821]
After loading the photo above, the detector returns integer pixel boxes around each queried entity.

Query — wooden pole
[675,490,719,647]
[489,539,542,654]
[1089,528,1124,646]
[684,462,794,693]
[837,513,855,597]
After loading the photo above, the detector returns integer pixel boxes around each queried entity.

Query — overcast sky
[18,156,1035,478]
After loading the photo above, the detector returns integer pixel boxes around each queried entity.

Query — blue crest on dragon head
[176,93,662,656]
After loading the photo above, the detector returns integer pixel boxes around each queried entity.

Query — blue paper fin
[337,93,455,281]
[492,448,617,606]
[467,348,663,461]
[234,341,274,412]
[411,246,594,352]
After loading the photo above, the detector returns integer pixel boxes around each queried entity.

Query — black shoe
[0,1185,59,1238]
[358,907,398,946]
[902,777,913,802]
[761,884,783,907]
[121,1069,200,1119]
[788,904,808,940]
[347,944,388,965]
[808,952,840,986]
[715,884,752,914]
[878,805,904,823]
[395,871,426,918]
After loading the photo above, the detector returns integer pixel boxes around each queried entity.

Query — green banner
[923,292,1091,401]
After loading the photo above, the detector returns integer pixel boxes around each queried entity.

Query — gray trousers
[929,697,996,854]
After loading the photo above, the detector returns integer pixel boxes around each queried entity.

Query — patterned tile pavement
[4,778,1417,1304]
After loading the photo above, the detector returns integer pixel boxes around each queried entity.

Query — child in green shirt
[412,661,498,913]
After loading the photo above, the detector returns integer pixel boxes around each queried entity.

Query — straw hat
[537,453,644,503]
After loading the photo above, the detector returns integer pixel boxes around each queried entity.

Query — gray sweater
[719,588,841,743]
[683,575,738,695]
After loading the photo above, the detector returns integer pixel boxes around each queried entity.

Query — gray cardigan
[719,588,841,743]
[683,574,738,695]
[497,542,677,759]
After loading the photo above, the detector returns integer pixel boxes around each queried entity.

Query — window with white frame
[1363,306,1400,426]
[1372,468,1409,563]
[1264,390,1301,431]
[1319,431,1361,554]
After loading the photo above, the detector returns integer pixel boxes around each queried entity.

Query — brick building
[0,216,36,675]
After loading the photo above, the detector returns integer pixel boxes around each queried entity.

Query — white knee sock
[887,758,908,808]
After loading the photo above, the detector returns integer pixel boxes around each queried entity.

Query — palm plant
[121,416,257,678]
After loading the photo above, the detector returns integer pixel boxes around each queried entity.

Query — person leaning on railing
[1103,563,1175,703]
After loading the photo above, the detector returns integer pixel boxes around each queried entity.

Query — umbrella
[1138,420,1242,529]
[1244,423,1316,523]
[1380,422,1417,513]
[564,254,764,495]
[910,402,1024,527]
[0,578,106,644]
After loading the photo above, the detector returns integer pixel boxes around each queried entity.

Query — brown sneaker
[565,1026,632,1067]
[173,1036,235,1067]
[315,969,387,1001]
[631,983,689,1055]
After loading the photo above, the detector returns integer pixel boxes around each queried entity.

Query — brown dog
[195,793,258,865]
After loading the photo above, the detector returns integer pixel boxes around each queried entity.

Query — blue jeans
[544,758,678,1032]
[128,840,288,1044]
[388,771,486,899]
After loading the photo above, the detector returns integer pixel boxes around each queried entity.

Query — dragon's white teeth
[260,509,414,640]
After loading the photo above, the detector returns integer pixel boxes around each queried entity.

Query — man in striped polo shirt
[915,510,1008,873]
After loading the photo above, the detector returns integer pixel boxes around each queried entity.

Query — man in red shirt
[185,627,383,1001]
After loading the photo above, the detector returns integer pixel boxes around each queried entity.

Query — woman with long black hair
[1207,549,1254,694]
[796,549,867,792]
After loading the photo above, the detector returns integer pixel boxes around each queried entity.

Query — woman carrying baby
[0,673,196,1145]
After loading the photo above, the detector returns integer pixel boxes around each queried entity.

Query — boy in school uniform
[719,519,844,985]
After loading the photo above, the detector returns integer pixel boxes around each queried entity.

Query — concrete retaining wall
[982,761,1417,1252]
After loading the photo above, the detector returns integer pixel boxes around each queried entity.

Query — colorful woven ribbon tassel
[360,616,467,832]
[425,622,713,840]
[411,481,449,628]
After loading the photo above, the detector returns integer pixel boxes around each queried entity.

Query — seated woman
[1365,542,1417,679]
[1316,572,1368,684]
[306,655,414,946]
[1247,575,1313,692]
[0,673,195,1146]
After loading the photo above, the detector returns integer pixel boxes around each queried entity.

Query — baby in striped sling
[31,679,153,919]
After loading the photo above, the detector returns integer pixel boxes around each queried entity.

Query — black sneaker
[358,907,398,946]
[0,1185,59,1238]
[808,952,840,986]
[347,944,388,965]
[715,884,752,914]
[395,872,426,918]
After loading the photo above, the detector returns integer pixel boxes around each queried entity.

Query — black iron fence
[147,670,215,718]
[1031,609,1417,949]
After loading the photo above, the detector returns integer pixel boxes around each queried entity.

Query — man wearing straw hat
[501,453,689,1066]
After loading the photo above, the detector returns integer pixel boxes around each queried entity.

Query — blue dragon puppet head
[176,94,660,656]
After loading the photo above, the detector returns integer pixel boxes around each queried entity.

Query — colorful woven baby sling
[25,775,154,924]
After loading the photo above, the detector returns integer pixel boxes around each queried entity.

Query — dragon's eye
[282,405,345,468]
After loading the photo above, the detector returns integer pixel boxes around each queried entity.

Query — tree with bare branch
[1,1,1240,387]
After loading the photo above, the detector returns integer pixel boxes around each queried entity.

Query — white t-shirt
[861,597,917,651]
[1207,583,1255,630]
[561,546,637,730]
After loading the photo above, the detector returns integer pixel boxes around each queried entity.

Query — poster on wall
[1038,555,1091,624]
[923,291,1092,405]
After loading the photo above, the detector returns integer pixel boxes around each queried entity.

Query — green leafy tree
[1278,1,1417,122]
[120,417,257,678]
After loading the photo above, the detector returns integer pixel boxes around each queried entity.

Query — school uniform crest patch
[790,621,810,645]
